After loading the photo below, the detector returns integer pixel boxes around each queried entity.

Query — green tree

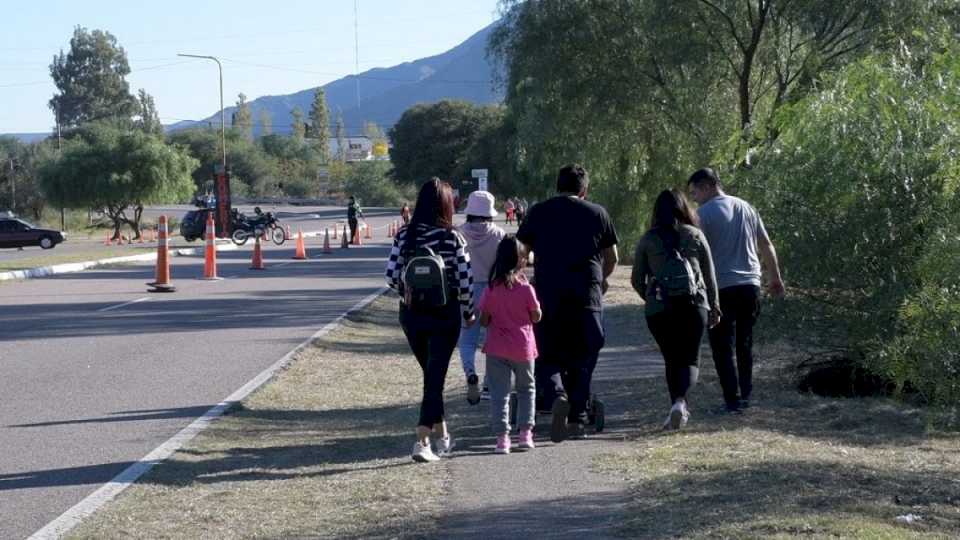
[136,89,163,136]
[258,109,273,136]
[49,27,137,129]
[308,87,331,163]
[232,93,253,142]
[334,110,346,162]
[0,136,57,219]
[42,123,197,239]
[388,100,501,184]
[291,107,306,143]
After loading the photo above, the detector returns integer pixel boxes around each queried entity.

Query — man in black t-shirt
[517,164,619,443]
[347,196,363,244]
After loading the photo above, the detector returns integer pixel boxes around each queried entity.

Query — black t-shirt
[517,195,619,312]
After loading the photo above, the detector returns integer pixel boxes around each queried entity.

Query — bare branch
[698,0,747,52]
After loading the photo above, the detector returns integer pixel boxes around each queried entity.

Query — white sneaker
[435,435,455,457]
[670,400,689,430]
[412,442,440,463]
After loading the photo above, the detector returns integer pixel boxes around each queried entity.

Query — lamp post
[177,54,226,168]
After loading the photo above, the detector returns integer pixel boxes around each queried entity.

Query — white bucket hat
[464,190,498,218]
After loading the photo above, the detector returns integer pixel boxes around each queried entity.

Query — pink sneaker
[517,428,535,451]
[494,433,511,454]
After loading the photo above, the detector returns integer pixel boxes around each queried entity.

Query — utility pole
[177,54,226,169]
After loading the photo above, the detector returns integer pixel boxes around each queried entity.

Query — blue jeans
[487,355,535,434]
[458,282,488,377]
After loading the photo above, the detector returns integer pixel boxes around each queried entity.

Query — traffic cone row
[293,229,307,260]
[147,216,176,293]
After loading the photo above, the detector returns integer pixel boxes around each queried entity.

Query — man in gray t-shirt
[688,168,784,412]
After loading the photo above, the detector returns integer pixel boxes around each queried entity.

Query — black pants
[348,218,359,242]
[646,306,707,404]
[400,301,461,428]
[708,285,761,405]
[534,309,605,424]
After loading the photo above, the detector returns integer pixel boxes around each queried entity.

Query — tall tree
[258,109,273,136]
[135,89,163,136]
[41,122,197,239]
[334,110,347,162]
[232,93,253,142]
[291,107,306,143]
[49,27,137,129]
[308,87,331,163]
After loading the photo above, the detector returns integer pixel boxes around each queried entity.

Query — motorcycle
[230,207,286,246]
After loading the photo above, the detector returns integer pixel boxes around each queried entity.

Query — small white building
[328,136,389,162]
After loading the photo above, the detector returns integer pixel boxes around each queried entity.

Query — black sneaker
[466,373,480,405]
[737,398,751,410]
[550,394,570,443]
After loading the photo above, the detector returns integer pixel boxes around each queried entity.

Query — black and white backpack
[401,231,450,309]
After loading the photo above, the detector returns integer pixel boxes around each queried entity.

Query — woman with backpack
[385,178,476,463]
[631,189,721,430]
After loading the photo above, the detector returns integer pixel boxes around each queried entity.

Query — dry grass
[68,293,451,540]
[593,273,960,539]
[0,247,153,272]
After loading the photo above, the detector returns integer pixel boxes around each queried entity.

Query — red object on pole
[147,215,176,292]
[200,214,221,280]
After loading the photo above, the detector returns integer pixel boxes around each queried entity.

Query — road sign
[471,168,488,178]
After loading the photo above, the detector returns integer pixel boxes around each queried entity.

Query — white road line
[95,297,151,313]
[28,286,389,540]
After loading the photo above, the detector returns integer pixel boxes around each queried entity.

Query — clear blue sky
[0,0,502,133]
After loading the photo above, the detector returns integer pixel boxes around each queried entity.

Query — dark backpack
[654,230,698,307]
[401,231,450,310]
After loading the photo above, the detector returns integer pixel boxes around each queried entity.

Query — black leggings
[646,306,707,404]
[400,302,460,428]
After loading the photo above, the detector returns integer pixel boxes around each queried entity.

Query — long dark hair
[651,188,699,231]
[409,177,455,230]
[488,235,523,289]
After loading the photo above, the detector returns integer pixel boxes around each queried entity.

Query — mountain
[168,22,502,137]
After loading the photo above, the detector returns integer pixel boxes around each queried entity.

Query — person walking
[687,168,785,413]
[632,189,721,430]
[479,236,542,453]
[400,202,412,226]
[457,191,506,404]
[347,195,364,244]
[517,164,619,443]
[385,178,475,463]
[504,198,516,225]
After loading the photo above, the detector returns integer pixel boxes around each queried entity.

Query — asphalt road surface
[0,205,401,264]
[0,215,398,539]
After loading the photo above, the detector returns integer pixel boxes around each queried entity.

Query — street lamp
[177,54,226,168]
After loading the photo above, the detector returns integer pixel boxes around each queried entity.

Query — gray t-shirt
[697,194,767,290]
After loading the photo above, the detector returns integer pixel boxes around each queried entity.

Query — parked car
[179,208,214,242]
[0,217,65,249]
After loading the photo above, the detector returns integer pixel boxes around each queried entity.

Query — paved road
[0,205,401,264]
[0,216,399,539]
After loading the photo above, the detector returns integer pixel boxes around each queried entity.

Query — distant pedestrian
[385,178,475,463]
[457,191,506,404]
[517,164,619,443]
[400,202,411,225]
[505,198,516,225]
[479,235,541,453]
[687,167,784,413]
[347,195,364,243]
[516,197,529,225]
[632,189,720,430]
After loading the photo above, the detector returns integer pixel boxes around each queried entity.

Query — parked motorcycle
[230,207,286,246]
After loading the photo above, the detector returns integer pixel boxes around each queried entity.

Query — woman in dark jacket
[632,189,721,430]
[385,177,475,462]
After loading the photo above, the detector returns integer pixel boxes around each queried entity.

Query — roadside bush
[344,161,407,206]
[738,49,960,406]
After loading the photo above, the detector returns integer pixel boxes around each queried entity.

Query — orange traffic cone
[200,214,221,280]
[293,229,307,260]
[285,224,292,241]
[365,223,373,240]
[147,215,176,292]
[341,227,349,249]
[250,235,265,270]
[352,224,362,246]
[323,228,332,254]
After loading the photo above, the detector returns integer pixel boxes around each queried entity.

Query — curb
[0,242,239,283]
